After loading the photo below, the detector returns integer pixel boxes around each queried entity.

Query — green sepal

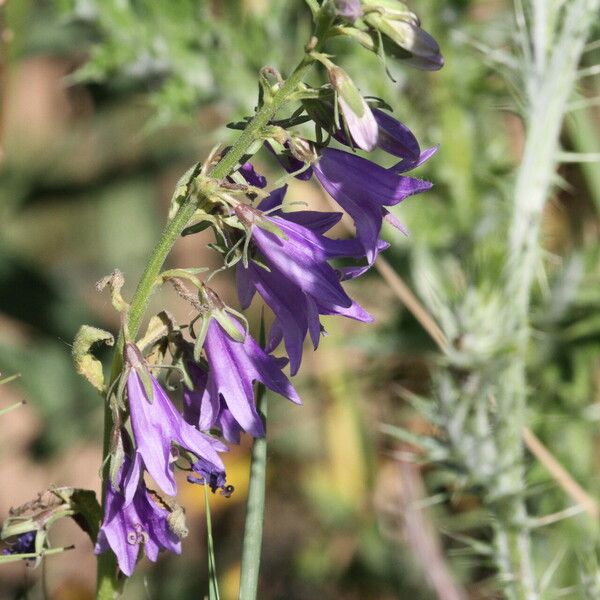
[213,309,245,343]
[250,257,272,272]
[108,430,126,492]
[329,66,365,117]
[333,26,377,51]
[135,366,155,404]
[72,325,115,393]
[303,97,337,133]
[193,314,212,362]
[255,218,287,239]
[168,162,201,220]
[114,368,129,411]
[182,220,213,236]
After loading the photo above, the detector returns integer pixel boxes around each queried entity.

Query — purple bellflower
[313,148,432,263]
[95,458,181,577]
[183,362,244,445]
[235,186,373,374]
[124,344,227,498]
[191,316,301,439]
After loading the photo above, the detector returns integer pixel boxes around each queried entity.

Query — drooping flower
[334,107,422,161]
[187,456,233,497]
[95,457,181,577]
[235,186,373,374]
[124,344,227,497]
[183,361,244,445]
[191,314,301,438]
[313,148,432,262]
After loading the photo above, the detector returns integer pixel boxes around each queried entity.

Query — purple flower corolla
[183,362,244,445]
[194,317,301,438]
[313,148,432,262]
[125,344,227,497]
[264,141,313,181]
[238,162,267,188]
[335,108,421,161]
[235,187,373,374]
[2,531,36,556]
[95,458,181,577]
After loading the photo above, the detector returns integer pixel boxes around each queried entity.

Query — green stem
[238,383,268,600]
[95,48,321,600]
[205,486,221,600]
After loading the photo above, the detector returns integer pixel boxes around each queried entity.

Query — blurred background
[0,0,599,598]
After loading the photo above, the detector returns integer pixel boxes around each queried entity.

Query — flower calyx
[191,285,249,361]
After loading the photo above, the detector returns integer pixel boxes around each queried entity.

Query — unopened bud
[333,0,363,21]
[329,66,378,151]
[364,6,443,71]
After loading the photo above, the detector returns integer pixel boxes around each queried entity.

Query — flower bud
[333,0,363,21]
[363,3,443,70]
[328,66,378,151]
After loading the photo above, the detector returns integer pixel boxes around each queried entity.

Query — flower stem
[238,382,268,600]
[95,47,321,600]
[205,486,221,600]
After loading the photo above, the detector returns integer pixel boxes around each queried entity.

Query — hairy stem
[492,1,600,598]
[95,46,321,600]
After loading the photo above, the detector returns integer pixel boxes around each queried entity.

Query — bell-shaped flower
[187,301,301,439]
[95,457,182,577]
[313,148,432,262]
[235,187,373,374]
[183,361,244,445]
[124,344,227,497]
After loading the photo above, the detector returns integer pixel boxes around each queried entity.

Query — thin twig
[522,428,599,519]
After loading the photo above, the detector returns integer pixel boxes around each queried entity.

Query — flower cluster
[94,0,440,578]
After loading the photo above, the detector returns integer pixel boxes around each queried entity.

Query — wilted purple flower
[235,187,373,374]
[313,148,432,262]
[194,317,301,438]
[187,456,233,498]
[238,162,267,188]
[2,531,36,556]
[95,458,181,577]
[124,344,227,497]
